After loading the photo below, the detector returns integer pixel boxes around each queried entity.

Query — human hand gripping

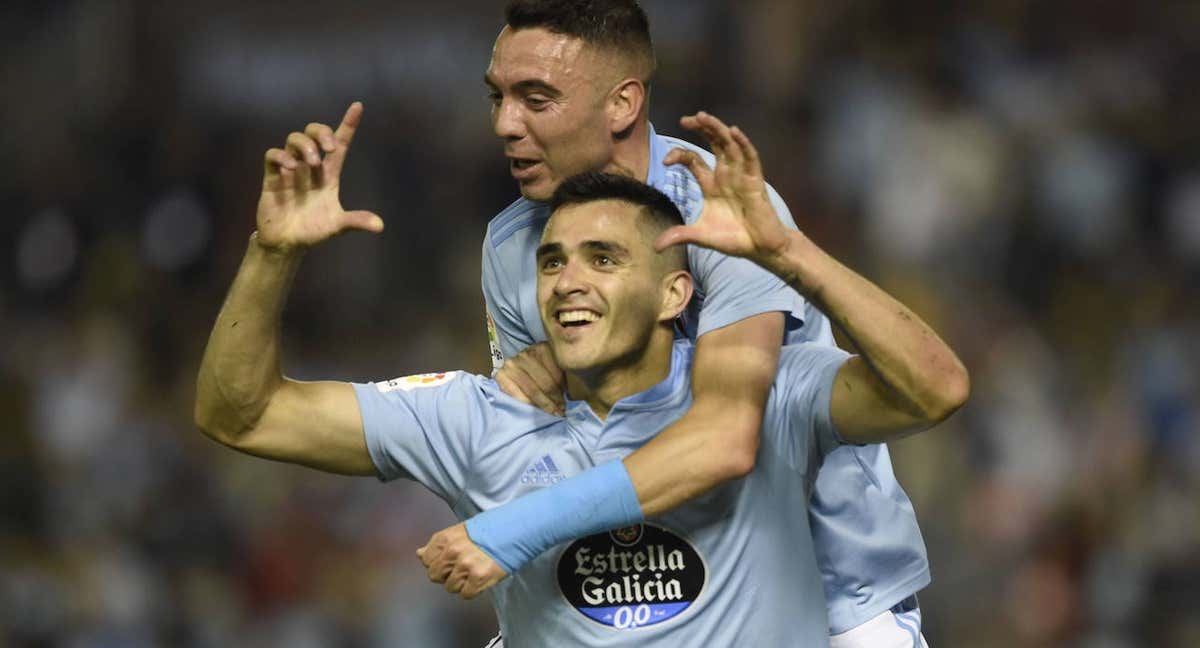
[495,343,566,416]
[417,523,509,600]
[655,112,793,271]
[257,102,383,251]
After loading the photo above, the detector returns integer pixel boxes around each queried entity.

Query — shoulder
[657,132,717,164]
[486,197,551,251]
[652,131,787,221]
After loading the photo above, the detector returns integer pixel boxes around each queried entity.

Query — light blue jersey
[355,341,850,646]
[480,125,930,632]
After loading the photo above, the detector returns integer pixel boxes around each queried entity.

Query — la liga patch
[375,371,459,393]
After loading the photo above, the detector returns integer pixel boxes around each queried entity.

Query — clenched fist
[417,522,509,600]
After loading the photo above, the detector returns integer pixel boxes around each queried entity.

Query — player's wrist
[762,231,826,298]
[250,230,309,259]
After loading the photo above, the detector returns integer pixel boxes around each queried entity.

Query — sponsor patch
[557,523,706,631]
[376,371,459,393]
[487,310,505,372]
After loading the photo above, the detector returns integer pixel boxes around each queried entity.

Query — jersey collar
[645,122,670,191]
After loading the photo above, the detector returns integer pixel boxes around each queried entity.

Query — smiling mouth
[557,309,601,328]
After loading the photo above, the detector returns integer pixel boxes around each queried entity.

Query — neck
[565,326,675,420]
[601,118,653,184]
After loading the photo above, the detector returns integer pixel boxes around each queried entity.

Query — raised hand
[257,102,383,251]
[655,112,792,267]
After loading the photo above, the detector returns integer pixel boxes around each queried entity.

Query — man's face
[537,200,669,372]
[486,27,619,201]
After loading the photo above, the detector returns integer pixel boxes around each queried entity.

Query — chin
[519,178,558,202]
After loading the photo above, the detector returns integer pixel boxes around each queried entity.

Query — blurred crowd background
[2,1,1198,646]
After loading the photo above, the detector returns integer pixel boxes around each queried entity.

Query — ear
[658,270,694,322]
[607,78,646,136]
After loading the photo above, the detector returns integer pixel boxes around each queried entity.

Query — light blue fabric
[479,123,930,633]
[354,340,852,646]
[465,460,643,574]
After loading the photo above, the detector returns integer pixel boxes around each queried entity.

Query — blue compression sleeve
[465,460,644,574]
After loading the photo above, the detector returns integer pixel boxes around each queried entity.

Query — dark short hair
[505,0,655,80]
[550,172,686,270]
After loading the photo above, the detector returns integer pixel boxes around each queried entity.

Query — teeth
[558,310,599,324]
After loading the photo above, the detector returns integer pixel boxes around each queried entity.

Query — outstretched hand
[257,102,383,251]
[655,112,792,267]
[417,522,509,600]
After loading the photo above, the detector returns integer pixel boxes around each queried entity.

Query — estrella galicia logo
[557,523,706,630]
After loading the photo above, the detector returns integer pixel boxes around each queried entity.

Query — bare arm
[658,113,969,442]
[194,103,383,475]
[623,310,781,515]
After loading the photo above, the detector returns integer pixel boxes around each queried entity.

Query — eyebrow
[535,240,632,259]
[535,242,563,259]
[483,74,562,98]
[580,240,631,257]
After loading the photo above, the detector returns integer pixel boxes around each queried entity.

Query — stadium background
[2,1,1198,645]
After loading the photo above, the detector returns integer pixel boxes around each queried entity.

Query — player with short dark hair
[550,171,688,272]
[193,108,967,645]
[417,1,941,645]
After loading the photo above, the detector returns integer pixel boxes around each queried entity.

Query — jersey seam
[490,202,548,248]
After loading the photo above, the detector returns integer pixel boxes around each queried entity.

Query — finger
[264,147,299,174]
[334,101,363,147]
[526,344,566,411]
[285,132,323,167]
[305,122,337,153]
[427,559,452,584]
[341,209,385,234]
[695,111,743,167]
[730,126,763,180]
[678,113,702,133]
[445,566,468,594]
[509,356,565,412]
[494,371,535,407]
[497,364,559,415]
[654,224,701,252]
[326,101,363,179]
[263,148,299,192]
[663,148,716,195]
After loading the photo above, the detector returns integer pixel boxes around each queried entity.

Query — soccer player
[417,1,939,644]
[192,99,968,645]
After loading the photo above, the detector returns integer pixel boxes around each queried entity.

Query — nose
[553,261,588,298]
[492,98,526,141]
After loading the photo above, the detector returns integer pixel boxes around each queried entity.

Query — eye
[541,257,563,271]
[594,255,614,267]
[524,95,550,110]
[487,91,502,106]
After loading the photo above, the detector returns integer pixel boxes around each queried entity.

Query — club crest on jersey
[557,523,706,631]
[376,371,459,393]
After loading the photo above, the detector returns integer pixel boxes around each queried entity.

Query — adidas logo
[520,454,566,485]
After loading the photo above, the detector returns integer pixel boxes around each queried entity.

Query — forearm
[623,314,781,516]
[622,397,763,517]
[465,314,781,571]
[195,233,304,441]
[766,232,967,420]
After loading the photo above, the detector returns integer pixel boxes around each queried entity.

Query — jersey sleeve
[482,225,536,365]
[767,343,854,470]
[689,183,810,338]
[351,372,485,504]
